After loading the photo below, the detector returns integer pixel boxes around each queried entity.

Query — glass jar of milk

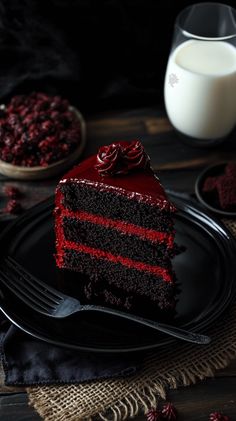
[164,3,236,146]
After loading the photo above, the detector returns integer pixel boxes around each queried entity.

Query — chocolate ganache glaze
[59,141,175,211]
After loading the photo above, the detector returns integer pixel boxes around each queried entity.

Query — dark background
[0,0,235,112]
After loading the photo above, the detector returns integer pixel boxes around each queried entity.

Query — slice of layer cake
[55,141,176,316]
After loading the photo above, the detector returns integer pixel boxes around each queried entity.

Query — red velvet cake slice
[55,141,176,316]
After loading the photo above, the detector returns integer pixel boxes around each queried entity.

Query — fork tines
[0,256,62,314]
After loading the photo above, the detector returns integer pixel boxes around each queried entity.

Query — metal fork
[0,256,211,345]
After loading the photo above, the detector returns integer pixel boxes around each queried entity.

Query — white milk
[164,40,236,139]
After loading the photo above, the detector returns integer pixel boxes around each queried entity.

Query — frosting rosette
[95,143,122,176]
[95,140,150,176]
[123,140,150,171]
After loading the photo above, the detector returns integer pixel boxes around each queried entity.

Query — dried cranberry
[26,157,37,167]
[28,129,41,143]
[4,186,21,199]
[1,147,13,162]
[12,144,24,157]
[7,113,19,126]
[20,133,29,143]
[146,408,162,421]
[161,402,178,420]
[38,140,50,152]
[23,114,35,126]
[15,127,24,138]
[209,413,230,421]
[45,135,57,145]
[34,101,48,113]
[49,110,60,120]
[44,152,54,163]
[4,134,15,147]
[41,100,50,111]
[18,107,29,118]
[5,200,23,215]
[63,110,74,122]
[50,96,68,111]
[41,120,53,132]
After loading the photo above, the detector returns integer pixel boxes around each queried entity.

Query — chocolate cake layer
[63,217,173,267]
[59,182,174,232]
[63,249,175,310]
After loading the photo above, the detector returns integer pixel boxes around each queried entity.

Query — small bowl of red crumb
[0,92,86,180]
[195,162,236,217]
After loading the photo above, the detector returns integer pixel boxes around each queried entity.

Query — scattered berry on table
[5,200,23,215]
[161,402,178,420]
[209,412,230,421]
[3,186,21,199]
[146,407,162,421]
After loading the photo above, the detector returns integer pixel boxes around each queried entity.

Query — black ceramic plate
[195,163,236,217]
[0,195,235,353]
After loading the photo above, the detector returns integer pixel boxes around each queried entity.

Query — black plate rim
[0,195,236,353]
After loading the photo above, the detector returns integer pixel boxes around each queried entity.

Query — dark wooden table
[0,107,236,420]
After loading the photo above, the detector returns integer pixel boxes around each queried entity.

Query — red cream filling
[63,240,172,283]
[60,207,174,247]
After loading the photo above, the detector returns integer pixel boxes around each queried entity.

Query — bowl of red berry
[0,92,86,180]
[195,162,236,217]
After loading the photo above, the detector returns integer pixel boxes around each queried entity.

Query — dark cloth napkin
[0,315,142,386]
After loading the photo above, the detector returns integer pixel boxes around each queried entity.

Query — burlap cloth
[12,220,236,420]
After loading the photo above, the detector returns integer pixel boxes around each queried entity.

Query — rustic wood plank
[135,376,236,420]
[0,393,41,420]
[155,151,236,171]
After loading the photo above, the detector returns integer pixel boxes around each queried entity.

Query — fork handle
[81,305,211,345]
